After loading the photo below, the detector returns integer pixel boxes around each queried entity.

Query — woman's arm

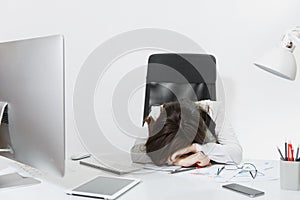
[195,117,243,164]
[195,101,243,164]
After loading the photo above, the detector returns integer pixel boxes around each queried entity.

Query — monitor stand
[0,101,14,156]
[0,101,8,126]
[0,146,14,154]
[0,154,41,189]
[0,172,41,189]
[0,101,41,189]
[0,146,41,189]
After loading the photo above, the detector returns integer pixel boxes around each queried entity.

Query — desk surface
[0,158,300,200]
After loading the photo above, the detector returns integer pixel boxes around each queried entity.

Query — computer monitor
[0,35,65,177]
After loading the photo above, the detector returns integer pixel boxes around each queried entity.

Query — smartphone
[222,183,265,198]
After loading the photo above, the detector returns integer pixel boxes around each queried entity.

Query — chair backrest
[143,53,216,124]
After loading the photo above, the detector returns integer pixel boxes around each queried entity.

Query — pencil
[276,146,285,160]
[170,167,196,174]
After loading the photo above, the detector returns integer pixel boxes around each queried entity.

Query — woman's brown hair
[145,99,213,165]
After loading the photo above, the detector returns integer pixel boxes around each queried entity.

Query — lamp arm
[285,26,300,47]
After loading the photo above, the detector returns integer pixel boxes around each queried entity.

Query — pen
[276,146,285,160]
[170,167,196,174]
[291,148,294,161]
[217,166,225,176]
[288,142,292,161]
[285,141,287,161]
[296,146,299,162]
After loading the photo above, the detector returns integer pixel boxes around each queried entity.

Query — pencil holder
[280,160,300,191]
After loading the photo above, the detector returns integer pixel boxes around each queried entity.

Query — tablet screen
[71,176,137,196]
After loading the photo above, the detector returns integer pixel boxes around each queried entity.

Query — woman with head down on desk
[131,99,242,167]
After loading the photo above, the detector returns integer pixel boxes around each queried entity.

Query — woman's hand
[170,144,210,167]
[173,151,210,167]
[170,143,197,162]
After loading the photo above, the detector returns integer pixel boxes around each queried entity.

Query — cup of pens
[277,143,300,191]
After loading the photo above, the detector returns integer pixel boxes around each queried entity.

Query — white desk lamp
[254,26,300,80]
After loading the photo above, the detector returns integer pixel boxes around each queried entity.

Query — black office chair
[143,53,217,124]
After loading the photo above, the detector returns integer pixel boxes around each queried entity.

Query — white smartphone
[222,183,265,198]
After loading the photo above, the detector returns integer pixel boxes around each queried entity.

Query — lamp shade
[254,47,297,80]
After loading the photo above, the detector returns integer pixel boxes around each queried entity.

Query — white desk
[0,158,300,200]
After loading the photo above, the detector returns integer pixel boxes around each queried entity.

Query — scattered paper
[187,161,279,183]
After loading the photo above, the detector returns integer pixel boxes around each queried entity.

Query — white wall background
[1,0,300,160]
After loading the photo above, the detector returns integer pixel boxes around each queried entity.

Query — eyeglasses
[216,162,258,179]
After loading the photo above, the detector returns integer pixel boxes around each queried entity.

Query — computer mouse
[71,153,91,161]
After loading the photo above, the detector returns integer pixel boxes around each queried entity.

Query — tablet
[66,176,140,199]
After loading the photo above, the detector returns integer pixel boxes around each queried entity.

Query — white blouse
[130,100,243,164]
